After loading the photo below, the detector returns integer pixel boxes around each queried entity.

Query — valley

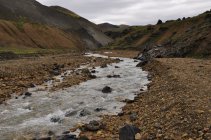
[0,0,210,140]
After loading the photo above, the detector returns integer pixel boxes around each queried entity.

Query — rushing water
[0,53,150,139]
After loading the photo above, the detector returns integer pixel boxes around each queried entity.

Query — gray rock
[84,120,104,131]
[136,61,148,67]
[119,125,141,140]
[56,134,77,140]
[78,136,89,140]
[130,112,138,121]
[24,92,32,97]
[80,109,91,117]
[107,75,121,78]
[50,116,62,123]
[36,137,51,140]
[65,110,78,117]
[94,108,105,112]
[102,86,112,93]
[100,64,107,68]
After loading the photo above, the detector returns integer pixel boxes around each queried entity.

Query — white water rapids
[0,53,150,139]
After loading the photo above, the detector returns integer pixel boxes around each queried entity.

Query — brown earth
[0,53,117,104]
[0,0,112,49]
[80,58,211,140]
[0,19,84,50]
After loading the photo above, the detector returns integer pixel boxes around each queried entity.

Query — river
[0,53,150,139]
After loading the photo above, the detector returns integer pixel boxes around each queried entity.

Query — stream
[0,53,150,139]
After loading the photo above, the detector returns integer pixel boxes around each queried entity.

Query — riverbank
[0,53,118,104]
[81,58,211,140]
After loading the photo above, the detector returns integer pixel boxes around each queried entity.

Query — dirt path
[81,58,211,140]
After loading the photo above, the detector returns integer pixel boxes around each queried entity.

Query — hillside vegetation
[104,10,211,58]
[0,0,112,53]
[0,19,84,53]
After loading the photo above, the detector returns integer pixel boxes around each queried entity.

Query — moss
[16,16,27,31]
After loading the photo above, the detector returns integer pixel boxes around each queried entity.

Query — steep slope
[106,10,211,58]
[98,23,129,39]
[51,6,112,47]
[0,0,112,49]
[0,19,84,52]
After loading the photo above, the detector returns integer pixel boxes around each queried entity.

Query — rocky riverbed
[0,53,150,139]
[82,58,211,140]
[0,53,117,103]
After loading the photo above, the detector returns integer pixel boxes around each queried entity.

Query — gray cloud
[37,0,211,25]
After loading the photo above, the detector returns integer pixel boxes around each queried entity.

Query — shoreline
[0,53,119,104]
[1,51,210,140]
[80,58,211,140]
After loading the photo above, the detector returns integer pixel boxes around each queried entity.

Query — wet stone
[50,116,62,123]
[36,137,51,140]
[29,83,36,88]
[65,110,78,117]
[118,112,124,116]
[89,74,97,79]
[115,66,120,68]
[80,109,91,117]
[24,92,32,97]
[107,75,121,78]
[100,64,107,68]
[102,86,112,93]
[62,131,70,134]
[94,108,105,112]
[124,99,135,104]
[48,130,55,136]
[23,92,33,99]
[136,61,148,67]
[91,70,96,73]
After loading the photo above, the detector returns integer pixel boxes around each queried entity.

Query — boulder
[119,125,141,140]
[102,86,112,93]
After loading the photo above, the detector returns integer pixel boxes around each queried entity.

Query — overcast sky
[37,0,211,25]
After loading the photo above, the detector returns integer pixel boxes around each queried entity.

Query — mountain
[105,10,211,58]
[0,0,112,52]
[98,23,129,39]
